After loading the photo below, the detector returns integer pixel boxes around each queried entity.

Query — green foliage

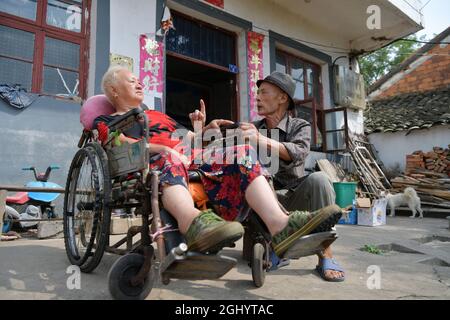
[358,34,427,88]
[361,244,384,255]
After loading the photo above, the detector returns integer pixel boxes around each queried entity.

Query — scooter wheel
[252,242,266,288]
[108,253,155,300]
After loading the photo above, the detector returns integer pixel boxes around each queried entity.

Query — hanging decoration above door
[204,0,224,8]
[247,31,264,121]
[139,34,165,102]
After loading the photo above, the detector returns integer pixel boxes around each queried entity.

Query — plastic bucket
[333,182,357,208]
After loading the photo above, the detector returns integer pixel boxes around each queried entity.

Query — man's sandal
[316,258,345,282]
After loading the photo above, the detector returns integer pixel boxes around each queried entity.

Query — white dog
[385,187,423,218]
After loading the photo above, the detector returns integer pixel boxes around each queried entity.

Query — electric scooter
[2,166,62,233]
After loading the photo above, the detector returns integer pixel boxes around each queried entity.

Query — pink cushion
[80,95,116,130]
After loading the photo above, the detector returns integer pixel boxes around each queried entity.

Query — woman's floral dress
[95,110,268,221]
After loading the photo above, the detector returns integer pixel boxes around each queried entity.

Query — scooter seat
[6,192,29,205]
[281,231,338,260]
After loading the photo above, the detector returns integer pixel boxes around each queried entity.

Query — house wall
[167,0,366,146]
[110,0,157,63]
[221,0,369,138]
[371,37,450,100]
[0,97,81,211]
[110,0,159,107]
[368,125,450,171]
[224,0,351,109]
[0,0,110,213]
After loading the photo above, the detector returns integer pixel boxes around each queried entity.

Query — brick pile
[406,146,450,177]
[391,145,450,209]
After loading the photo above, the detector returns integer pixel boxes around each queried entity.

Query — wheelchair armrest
[107,108,145,133]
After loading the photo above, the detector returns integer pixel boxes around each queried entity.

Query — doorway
[165,11,238,130]
[166,54,237,130]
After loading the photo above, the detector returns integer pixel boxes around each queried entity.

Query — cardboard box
[356,197,371,208]
[357,198,387,227]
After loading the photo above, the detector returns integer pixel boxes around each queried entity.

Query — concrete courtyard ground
[0,216,449,300]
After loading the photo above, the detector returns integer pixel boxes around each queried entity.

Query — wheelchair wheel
[108,253,155,300]
[252,243,266,288]
[63,143,111,273]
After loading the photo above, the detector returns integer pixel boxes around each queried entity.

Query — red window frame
[0,0,91,99]
[276,50,324,151]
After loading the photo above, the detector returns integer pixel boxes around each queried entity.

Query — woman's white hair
[101,65,128,100]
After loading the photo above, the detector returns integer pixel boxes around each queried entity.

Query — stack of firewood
[391,174,450,209]
[390,145,450,211]
[405,146,450,177]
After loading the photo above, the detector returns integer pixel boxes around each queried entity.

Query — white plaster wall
[224,0,351,54]
[368,125,450,171]
[223,0,352,110]
[388,0,423,26]
[110,0,157,106]
[347,109,365,135]
[174,0,354,111]
[110,0,157,72]
[109,0,361,116]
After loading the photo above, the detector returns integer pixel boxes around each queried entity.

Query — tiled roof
[364,86,450,134]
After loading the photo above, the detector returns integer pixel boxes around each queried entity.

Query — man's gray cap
[257,71,296,110]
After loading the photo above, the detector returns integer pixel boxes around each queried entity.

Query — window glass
[291,59,304,100]
[325,110,344,131]
[0,0,87,98]
[307,66,314,98]
[42,66,79,95]
[0,57,33,91]
[0,25,35,61]
[44,37,80,69]
[276,54,286,73]
[0,25,35,90]
[43,37,80,95]
[46,0,82,32]
[0,0,37,21]
[326,131,345,151]
[167,13,235,68]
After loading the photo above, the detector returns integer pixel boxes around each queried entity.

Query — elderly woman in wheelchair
[63,65,342,299]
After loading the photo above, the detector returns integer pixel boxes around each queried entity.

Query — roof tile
[365,86,450,134]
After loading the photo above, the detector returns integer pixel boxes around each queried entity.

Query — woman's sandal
[316,258,345,282]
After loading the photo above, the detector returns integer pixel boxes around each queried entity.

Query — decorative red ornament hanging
[247,31,265,121]
[204,0,224,9]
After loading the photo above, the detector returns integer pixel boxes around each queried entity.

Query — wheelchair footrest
[161,252,237,281]
[281,231,338,260]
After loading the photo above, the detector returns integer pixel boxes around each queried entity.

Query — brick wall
[376,42,450,100]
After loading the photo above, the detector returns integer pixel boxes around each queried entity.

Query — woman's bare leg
[244,176,288,236]
[161,185,201,234]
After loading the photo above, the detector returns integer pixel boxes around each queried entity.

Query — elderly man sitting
[238,71,345,282]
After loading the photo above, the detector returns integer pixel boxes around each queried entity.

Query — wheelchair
[63,100,339,300]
